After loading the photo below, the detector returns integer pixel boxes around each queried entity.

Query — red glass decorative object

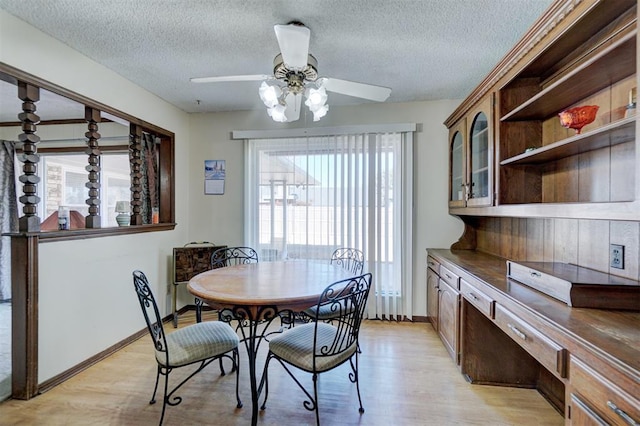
[558,105,599,134]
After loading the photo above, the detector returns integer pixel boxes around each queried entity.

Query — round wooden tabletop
[187,259,354,312]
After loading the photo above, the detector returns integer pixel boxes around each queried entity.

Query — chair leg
[159,369,170,426]
[233,349,243,409]
[218,357,227,376]
[150,365,161,404]
[350,354,364,414]
[217,309,234,375]
[195,297,203,323]
[313,373,320,426]
[259,353,272,410]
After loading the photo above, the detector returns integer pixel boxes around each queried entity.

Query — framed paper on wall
[204,160,225,195]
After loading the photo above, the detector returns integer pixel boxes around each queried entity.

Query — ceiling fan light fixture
[267,103,288,122]
[259,81,282,108]
[311,104,328,121]
[305,86,327,108]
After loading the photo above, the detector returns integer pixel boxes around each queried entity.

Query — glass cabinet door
[451,131,464,202]
[448,118,466,208]
[466,95,493,207]
[470,112,489,199]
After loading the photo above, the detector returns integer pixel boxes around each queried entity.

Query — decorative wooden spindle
[17,82,41,232]
[84,107,102,228]
[129,125,143,225]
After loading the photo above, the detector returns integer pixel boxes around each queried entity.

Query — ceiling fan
[190,22,392,122]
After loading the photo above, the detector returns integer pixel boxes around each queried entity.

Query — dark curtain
[140,133,159,224]
[0,141,18,301]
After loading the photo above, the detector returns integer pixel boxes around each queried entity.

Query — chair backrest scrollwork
[330,247,365,275]
[133,270,169,365]
[211,246,259,269]
[311,273,372,368]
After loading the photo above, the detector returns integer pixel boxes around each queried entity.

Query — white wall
[1,10,191,382]
[187,100,464,317]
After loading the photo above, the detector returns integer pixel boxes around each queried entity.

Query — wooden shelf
[501,32,636,122]
[450,201,640,221]
[500,117,636,165]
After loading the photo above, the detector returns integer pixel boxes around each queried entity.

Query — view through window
[37,153,130,227]
[245,130,413,319]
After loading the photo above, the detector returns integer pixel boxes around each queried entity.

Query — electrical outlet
[610,244,624,269]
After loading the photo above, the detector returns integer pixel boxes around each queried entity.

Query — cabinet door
[449,118,467,208]
[426,267,439,330]
[437,278,460,364]
[466,95,494,207]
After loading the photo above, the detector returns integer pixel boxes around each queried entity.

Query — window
[244,125,414,320]
[37,152,131,227]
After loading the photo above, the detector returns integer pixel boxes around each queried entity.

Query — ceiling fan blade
[322,78,391,102]
[190,74,271,83]
[274,24,310,70]
[284,92,302,122]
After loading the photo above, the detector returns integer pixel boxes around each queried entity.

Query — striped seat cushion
[269,323,357,372]
[157,321,238,368]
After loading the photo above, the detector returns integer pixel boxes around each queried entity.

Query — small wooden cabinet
[438,278,460,364]
[426,255,440,329]
[448,96,494,208]
[426,253,461,364]
[436,264,461,364]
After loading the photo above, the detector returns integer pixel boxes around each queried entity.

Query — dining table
[187,259,355,426]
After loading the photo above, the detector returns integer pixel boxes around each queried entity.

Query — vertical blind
[244,129,413,320]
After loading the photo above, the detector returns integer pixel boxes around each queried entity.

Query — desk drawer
[507,261,570,304]
[439,265,460,290]
[460,279,494,318]
[494,304,567,378]
[570,357,640,426]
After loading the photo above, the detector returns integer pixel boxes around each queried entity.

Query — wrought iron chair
[259,273,372,425]
[132,270,242,425]
[302,247,365,323]
[194,246,259,323]
[330,247,364,275]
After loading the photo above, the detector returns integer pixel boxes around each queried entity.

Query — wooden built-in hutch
[429,0,640,424]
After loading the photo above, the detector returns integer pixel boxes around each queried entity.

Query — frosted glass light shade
[259,82,282,108]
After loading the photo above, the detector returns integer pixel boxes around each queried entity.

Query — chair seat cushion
[269,323,357,372]
[158,321,239,367]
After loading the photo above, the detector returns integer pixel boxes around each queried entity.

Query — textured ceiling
[0,0,554,117]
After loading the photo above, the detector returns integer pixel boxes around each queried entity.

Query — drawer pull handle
[468,292,479,301]
[428,262,436,267]
[530,271,542,278]
[507,323,527,341]
[445,273,453,280]
[607,401,638,426]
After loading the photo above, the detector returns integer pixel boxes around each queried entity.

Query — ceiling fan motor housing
[273,53,318,93]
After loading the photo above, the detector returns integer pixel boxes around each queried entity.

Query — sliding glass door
[245,130,413,320]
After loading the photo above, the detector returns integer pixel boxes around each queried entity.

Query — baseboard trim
[36,308,190,395]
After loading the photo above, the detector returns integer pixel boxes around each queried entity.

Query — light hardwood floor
[0,311,563,425]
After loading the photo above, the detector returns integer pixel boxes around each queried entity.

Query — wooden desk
[188,260,353,426]
[427,249,640,424]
